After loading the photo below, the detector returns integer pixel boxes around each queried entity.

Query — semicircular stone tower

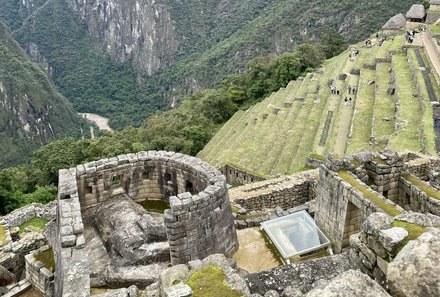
[56,151,238,296]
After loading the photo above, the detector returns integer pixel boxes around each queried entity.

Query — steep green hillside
[0,0,422,128]
[0,22,85,167]
[198,32,439,176]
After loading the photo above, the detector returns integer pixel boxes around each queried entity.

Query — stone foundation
[25,245,54,296]
[220,164,267,186]
[229,171,317,211]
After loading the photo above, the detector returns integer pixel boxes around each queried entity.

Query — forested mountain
[0,21,85,167]
[0,0,422,128]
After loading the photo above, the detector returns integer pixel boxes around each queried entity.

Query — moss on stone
[236,211,267,220]
[19,218,48,233]
[0,225,9,246]
[138,199,170,214]
[392,220,427,251]
[260,229,284,265]
[338,171,401,216]
[187,265,243,297]
[308,153,325,161]
[402,174,440,201]
[372,156,388,165]
[35,248,55,272]
[225,163,269,179]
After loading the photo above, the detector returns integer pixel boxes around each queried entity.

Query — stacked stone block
[315,159,403,253]
[164,175,238,264]
[0,231,46,281]
[25,245,54,296]
[55,169,90,297]
[220,164,266,186]
[1,202,55,228]
[398,175,440,215]
[349,212,440,291]
[230,171,317,211]
[56,151,238,283]
[364,157,404,201]
[76,151,214,210]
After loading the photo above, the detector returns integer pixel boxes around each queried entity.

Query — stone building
[406,4,427,22]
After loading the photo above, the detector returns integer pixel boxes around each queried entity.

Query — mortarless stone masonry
[54,151,238,295]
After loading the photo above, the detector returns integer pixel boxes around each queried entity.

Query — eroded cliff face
[67,0,178,80]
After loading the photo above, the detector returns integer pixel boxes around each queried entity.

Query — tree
[318,29,346,59]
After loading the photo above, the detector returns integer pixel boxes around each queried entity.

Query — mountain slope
[198,32,439,175]
[0,22,85,167]
[0,0,422,128]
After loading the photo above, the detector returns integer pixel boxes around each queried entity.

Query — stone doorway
[342,201,362,248]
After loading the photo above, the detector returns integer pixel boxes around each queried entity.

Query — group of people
[347,85,356,95]
[406,30,418,44]
[330,86,340,95]
[344,97,353,106]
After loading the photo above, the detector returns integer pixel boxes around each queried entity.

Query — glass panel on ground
[261,210,330,260]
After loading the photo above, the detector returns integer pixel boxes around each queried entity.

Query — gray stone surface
[163,283,192,297]
[106,264,166,287]
[0,265,16,286]
[379,227,408,252]
[90,195,169,266]
[388,229,440,297]
[395,212,440,227]
[363,213,393,236]
[226,272,251,296]
[264,290,280,297]
[202,254,233,275]
[159,264,190,296]
[305,270,390,297]
[244,253,350,295]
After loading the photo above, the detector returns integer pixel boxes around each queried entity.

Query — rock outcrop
[305,270,390,297]
[387,228,440,297]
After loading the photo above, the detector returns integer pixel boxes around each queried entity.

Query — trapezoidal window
[164,173,172,183]
[143,171,150,180]
[185,180,194,194]
[112,175,121,186]
[85,186,93,194]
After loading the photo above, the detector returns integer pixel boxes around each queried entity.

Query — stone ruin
[2,150,440,296]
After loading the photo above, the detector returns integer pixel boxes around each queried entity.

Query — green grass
[187,265,243,297]
[35,248,55,272]
[373,62,395,145]
[0,225,9,246]
[392,220,427,251]
[402,174,440,200]
[138,200,170,214]
[347,69,376,154]
[19,218,48,233]
[429,24,440,35]
[406,48,436,155]
[388,54,423,152]
[388,35,405,53]
[338,171,401,216]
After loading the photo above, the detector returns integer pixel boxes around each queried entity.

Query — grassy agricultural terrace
[198,33,439,176]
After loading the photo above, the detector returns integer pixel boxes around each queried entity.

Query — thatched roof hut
[382,13,407,30]
[406,4,426,22]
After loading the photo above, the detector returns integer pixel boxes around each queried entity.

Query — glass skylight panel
[261,210,330,260]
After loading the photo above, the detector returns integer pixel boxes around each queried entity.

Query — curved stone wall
[56,151,238,295]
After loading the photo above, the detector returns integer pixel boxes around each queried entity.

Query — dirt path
[422,32,440,84]
[79,113,112,132]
